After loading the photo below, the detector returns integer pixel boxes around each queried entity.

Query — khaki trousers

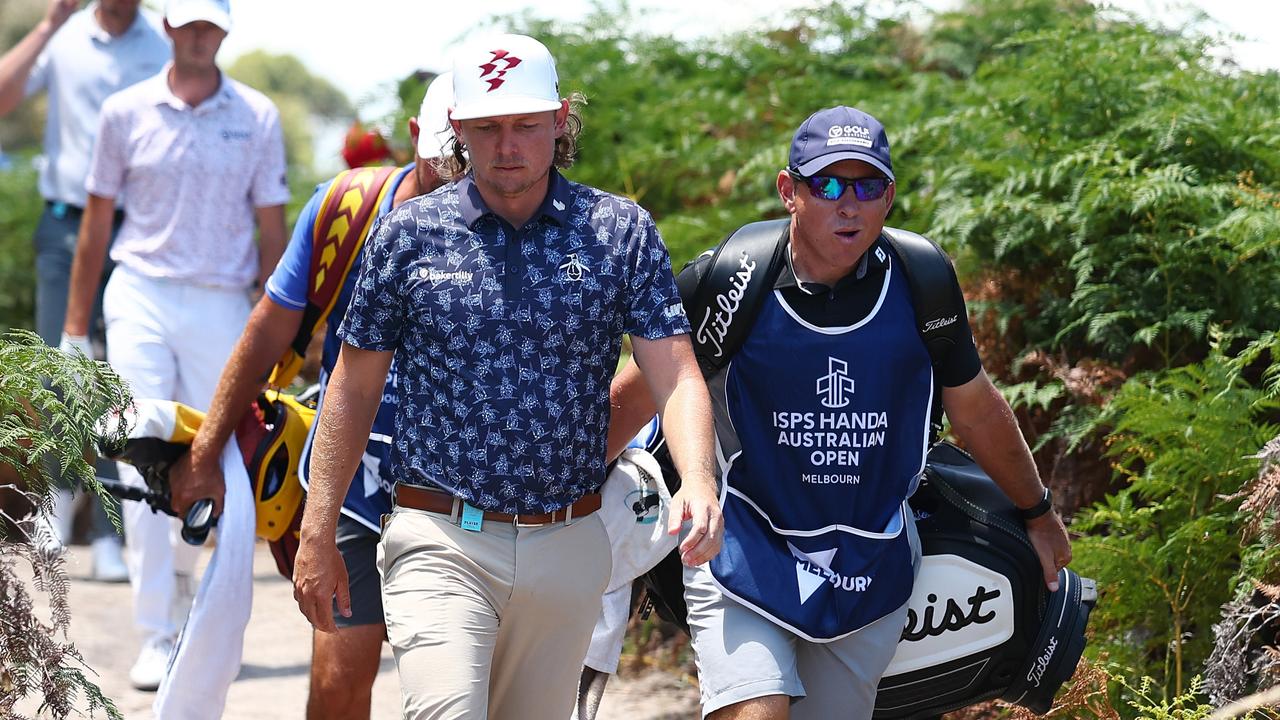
[378,505,612,720]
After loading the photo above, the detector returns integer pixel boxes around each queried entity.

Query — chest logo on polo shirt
[479,49,523,92]
[817,357,855,409]
[558,254,589,282]
[221,129,252,141]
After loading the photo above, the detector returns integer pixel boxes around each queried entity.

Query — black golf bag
[639,441,1096,717]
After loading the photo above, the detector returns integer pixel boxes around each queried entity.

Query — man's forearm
[944,373,1045,507]
[656,372,718,493]
[254,205,286,287]
[189,298,302,466]
[0,19,54,117]
[606,359,660,462]
[63,194,115,336]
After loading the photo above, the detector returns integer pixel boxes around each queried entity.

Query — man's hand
[668,480,722,567]
[1026,510,1072,592]
[169,450,226,518]
[58,331,92,358]
[45,0,80,32]
[292,534,351,633]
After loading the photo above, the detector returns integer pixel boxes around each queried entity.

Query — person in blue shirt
[169,73,456,720]
[607,106,1074,720]
[290,34,722,720]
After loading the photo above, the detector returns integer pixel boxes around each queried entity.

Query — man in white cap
[169,73,457,720]
[292,33,723,719]
[0,0,170,579]
[61,0,288,691]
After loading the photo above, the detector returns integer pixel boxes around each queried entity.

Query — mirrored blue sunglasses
[788,169,893,202]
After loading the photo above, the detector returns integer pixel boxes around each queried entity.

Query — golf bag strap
[267,165,399,388]
[688,218,791,376]
[881,227,966,445]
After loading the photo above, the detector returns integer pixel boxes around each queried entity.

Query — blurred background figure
[60,0,289,692]
[340,119,391,169]
[0,0,170,581]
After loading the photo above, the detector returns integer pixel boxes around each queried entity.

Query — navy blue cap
[789,106,894,180]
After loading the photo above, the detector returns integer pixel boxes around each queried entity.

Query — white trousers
[103,266,250,637]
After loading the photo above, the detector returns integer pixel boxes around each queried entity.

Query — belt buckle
[513,513,543,528]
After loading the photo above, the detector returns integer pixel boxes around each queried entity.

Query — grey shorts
[684,512,921,719]
[332,513,385,628]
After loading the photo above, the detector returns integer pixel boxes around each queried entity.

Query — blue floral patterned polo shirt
[338,169,690,514]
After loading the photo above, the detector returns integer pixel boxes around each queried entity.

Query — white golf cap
[416,72,456,160]
[165,0,232,32]
[450,34,561,121]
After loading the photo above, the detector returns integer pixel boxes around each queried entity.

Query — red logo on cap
[478,50,522,92]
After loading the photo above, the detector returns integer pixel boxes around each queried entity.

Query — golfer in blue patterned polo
[291,34,723,720]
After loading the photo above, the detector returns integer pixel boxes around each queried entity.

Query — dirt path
[14,542,699,719]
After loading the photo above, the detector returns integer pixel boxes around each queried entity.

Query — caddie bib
[709,252,934,641]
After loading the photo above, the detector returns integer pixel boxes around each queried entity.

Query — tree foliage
[1070,339,1279,696]
[226,50,355,175]
[1,330,131,719]
[0,162,39,331]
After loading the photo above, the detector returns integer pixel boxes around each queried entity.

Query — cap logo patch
[827,124,873,148]
[478,50,523,92]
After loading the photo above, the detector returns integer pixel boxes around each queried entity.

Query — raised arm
[942,369,1073,591]
[630,333,721,566]
[0,0,77,116]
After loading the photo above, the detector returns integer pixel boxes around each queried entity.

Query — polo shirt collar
[775,233,891,294]
[148,64,233,113]
[456,168,571,230]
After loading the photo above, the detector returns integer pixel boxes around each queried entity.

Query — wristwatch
[1018,487,1054,520]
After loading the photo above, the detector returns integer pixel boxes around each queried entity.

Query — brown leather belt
[394,483,601,526]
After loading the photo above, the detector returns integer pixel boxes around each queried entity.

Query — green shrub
[1071,336,1279,701]
[1,329,131,719]
[0,161,40,332]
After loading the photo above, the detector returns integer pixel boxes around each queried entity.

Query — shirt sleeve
[336,211,407,351]
[264,183,329,311]
[83,98,127,199]
[624,207,691,340]
[24,47,50,98]
[250,105,290,208]
[936,277,983,387]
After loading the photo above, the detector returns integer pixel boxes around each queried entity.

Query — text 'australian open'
[773,411,889,467]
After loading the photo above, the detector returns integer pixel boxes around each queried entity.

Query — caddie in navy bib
[709,251,934,641]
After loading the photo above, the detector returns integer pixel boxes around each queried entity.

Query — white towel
[583,449,680,675]
[153,439,255,719]
[584,585,632,674]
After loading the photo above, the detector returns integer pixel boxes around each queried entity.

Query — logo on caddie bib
[817,357,855,409]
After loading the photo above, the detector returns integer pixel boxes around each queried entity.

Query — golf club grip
[181,498,215,545]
